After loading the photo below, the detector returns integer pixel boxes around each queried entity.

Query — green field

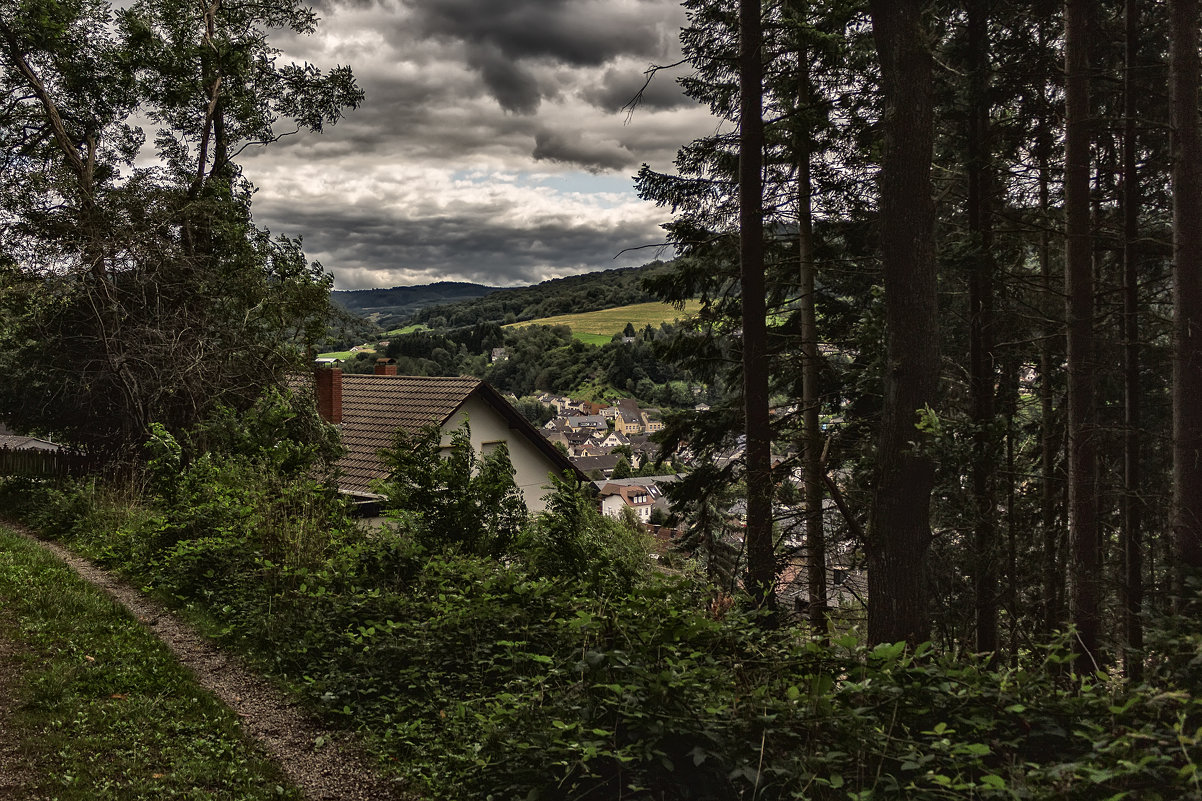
[382,324,427,336]
[573,332,617,346]
[505,300,702,340]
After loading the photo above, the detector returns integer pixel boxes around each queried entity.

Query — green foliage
[377,422,527,557]
[406,262,668,330]
[5,473,1202,800]
[0,0,360,455]
[518,473,651,593]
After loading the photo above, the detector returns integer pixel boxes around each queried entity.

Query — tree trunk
[740,0,775,611]
[866,0,938,646]
[1064,0,1101,663]
[968,0,998,656]
[790,1,828,639]
[1170,0,1202,596]
[1038,107,1064,636]
[1121,0,1144,679]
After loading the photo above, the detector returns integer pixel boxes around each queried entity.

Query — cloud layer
[238,0,713,289]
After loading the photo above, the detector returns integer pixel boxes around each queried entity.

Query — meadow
[504,300,702,342]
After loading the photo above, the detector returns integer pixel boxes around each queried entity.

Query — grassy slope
[0,527,300,801]
[504,299,703,341]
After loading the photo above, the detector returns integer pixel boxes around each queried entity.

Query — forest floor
[0,526,411,801]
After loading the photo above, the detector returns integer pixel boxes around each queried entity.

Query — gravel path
[9,529,411,801]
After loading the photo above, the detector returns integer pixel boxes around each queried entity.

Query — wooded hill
[402,261,670,330]
[330,281,499,324]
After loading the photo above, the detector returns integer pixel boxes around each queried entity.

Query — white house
[596,480,661,523]
[314,364,585,513]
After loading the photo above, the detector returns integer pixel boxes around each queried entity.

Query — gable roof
[570,453,621,474]
[332,374,585,496]
[0,423,63,453]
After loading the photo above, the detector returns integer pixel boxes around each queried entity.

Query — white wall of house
[443,394,562,513]
[599,495,624,519]
[600,493,651,522]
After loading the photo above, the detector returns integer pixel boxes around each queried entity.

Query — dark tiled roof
[332,374,585,497]
[336,375,481,494]
[0,423,63,452]
[571,453,620,474]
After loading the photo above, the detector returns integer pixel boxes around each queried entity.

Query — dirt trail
[8,529,410,801]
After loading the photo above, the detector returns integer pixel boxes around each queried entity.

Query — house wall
[443,394,562,513]
[600,495,626,519]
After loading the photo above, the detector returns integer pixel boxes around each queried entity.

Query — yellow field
[505,300,701,337]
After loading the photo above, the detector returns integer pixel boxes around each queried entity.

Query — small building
[313,366,584,513]
[640,410,664,434]
[570,453,621,479]
[615,408,644,436]
[597,482,656,523]
[0,423,64,453]
[567,414,607,432]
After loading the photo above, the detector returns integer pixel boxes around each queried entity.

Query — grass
[504,300,703,339]
[0,526,301,801]
[572,332,616,346]
[382,324,427,336]
[316,350,355,360]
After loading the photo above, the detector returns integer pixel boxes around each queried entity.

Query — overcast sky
[239,0,718,290]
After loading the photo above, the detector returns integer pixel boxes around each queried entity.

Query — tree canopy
[0,0,361,455]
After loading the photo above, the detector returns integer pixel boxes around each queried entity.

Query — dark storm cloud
[398,0,680,112]
[583,65,693,112]
[468,44,542,114]
[240,0,706,289]
[256,198,664,289]
[532,130,634,171]
[403,0,669,65]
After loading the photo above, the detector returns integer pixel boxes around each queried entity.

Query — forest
[2,0,1202,798]
[631,0,1202,670]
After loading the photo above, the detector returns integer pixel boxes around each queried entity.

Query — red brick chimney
[374,358,398,376]
[315,366,342,424]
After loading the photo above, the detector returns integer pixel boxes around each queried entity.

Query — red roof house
[314,364,584,512]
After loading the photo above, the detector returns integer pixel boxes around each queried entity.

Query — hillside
[331,281,499,323]
[506,299,704,344]
[405,260,670,329]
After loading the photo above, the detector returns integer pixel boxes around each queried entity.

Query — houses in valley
[535,393,667,480]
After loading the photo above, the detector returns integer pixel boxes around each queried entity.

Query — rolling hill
[505,300,703,344]
[331,281,499,323]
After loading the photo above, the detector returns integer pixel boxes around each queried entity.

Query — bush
[5,419,1201,801]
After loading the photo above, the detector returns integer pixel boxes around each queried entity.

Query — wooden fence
[0,447,97,478]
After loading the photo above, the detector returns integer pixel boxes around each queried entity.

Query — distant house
[615,401,644,435]
[0,423,87,479]
[597,482,656,523]
[570,453,621,479]
[490,347,509,362]
[0,423,63,453]
[567,414,607,432]
[594,476,679,523]
[314,364,584,513]
[640,410,664,434]
[543,430,571,451]
[596,430,630,449]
